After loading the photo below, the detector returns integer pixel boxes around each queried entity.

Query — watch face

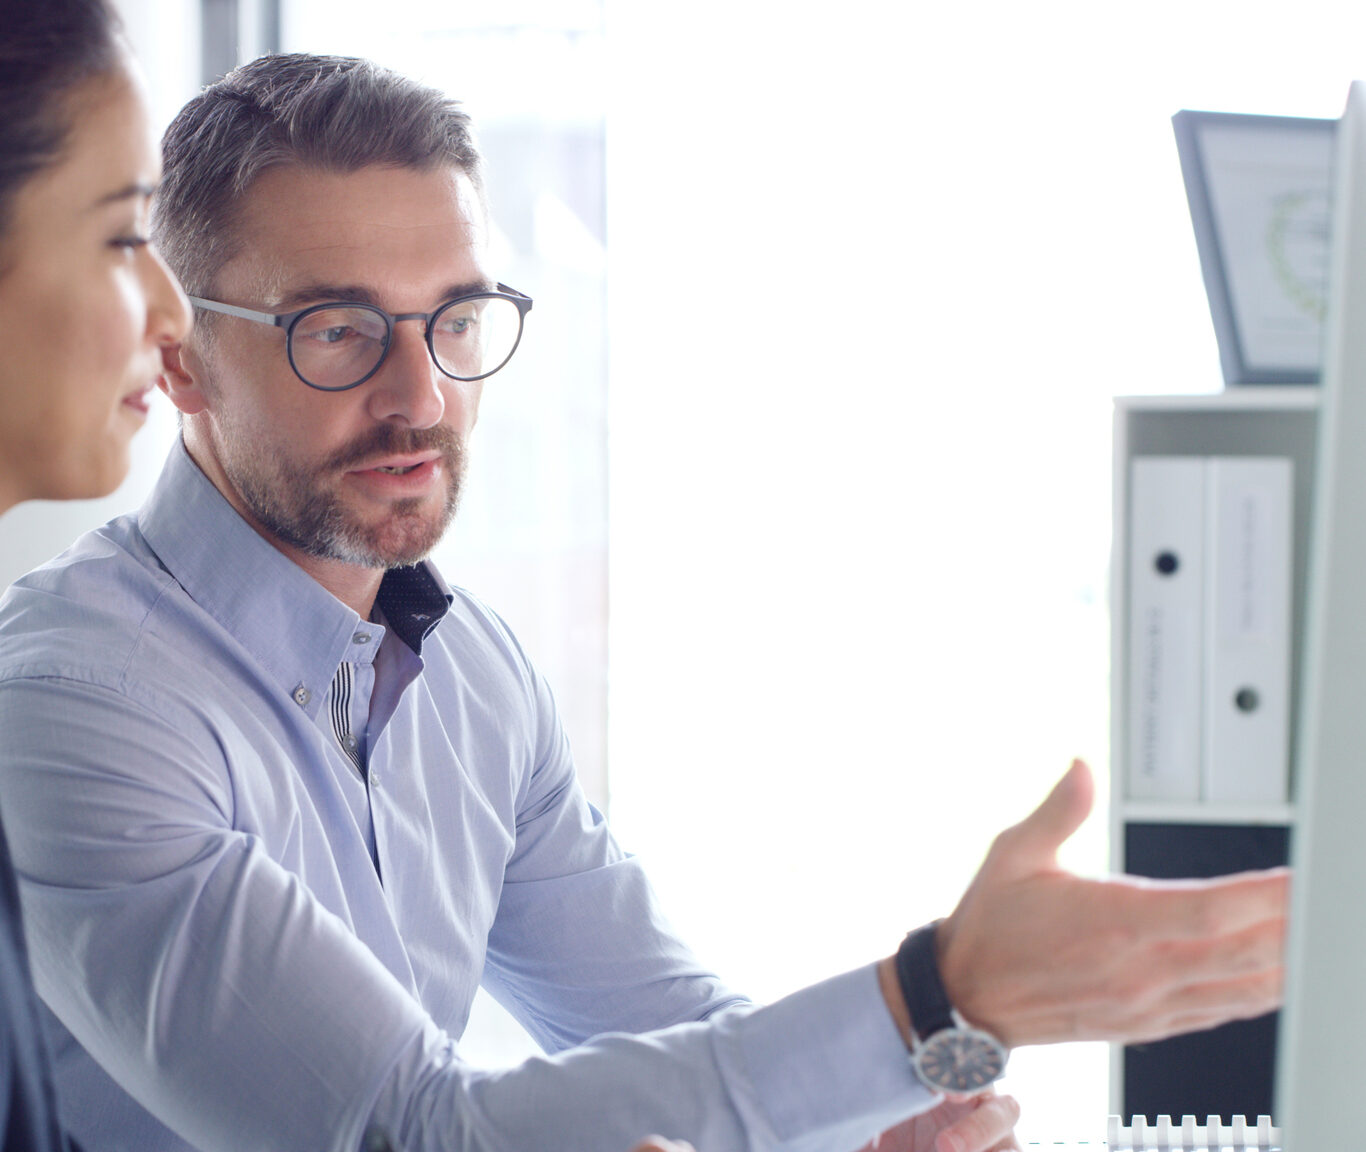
[912,1026,1008,1094]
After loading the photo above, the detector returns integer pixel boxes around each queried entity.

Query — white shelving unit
[1108,386,1319,1116]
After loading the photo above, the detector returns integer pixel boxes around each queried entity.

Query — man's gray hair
[152,53,483,299]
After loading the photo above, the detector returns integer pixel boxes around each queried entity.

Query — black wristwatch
[895,921,1008,1094]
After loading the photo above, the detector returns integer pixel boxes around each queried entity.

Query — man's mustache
[330,424,462,471]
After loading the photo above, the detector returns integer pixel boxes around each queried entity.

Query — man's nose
[365,319,446,429]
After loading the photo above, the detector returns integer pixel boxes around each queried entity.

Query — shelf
[1110,394,1318,828]
[1109,390,1312,1119]
[1117,801,1294,826]
[1115,388,1320,412]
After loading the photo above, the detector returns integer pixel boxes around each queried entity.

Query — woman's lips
[121,384,153,416]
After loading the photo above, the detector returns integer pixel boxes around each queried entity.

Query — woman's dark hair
[0,0,124,241]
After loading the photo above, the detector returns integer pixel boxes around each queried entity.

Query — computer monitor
[1276,77,1366,1150]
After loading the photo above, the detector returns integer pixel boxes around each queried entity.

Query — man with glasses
[0,52,1285,1152]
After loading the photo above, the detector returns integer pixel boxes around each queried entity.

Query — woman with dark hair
[0,0,190,509]
[0,1,191,1146]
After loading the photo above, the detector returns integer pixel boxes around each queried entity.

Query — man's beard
[222,422,465,570]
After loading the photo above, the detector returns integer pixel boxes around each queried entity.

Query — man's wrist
[877,955,916,1050]
[890,923,1010,1095]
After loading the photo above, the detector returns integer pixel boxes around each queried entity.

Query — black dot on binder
[1154,550,1180,575]
[1235,687,1261,713]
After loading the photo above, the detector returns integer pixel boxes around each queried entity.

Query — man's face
[174,162,490,573]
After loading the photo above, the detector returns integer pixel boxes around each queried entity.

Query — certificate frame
[1173,109,1337,386]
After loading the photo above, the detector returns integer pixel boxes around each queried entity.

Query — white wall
[602,0,1366,1139]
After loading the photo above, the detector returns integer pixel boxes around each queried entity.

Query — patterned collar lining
[373,563,453,655]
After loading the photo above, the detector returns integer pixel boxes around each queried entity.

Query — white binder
[1127,457,1206,801]
[1202,457,1292,803]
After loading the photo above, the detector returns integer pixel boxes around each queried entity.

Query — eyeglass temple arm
[191,289,530,324]
[188,296,286,328]
[496,283,533,311]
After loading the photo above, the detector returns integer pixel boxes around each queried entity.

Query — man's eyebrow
[274,284,382,310]
[92,182,157,208]
[272,279,499,313]
[440,279,498,300]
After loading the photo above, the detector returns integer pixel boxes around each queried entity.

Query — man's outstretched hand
[639,759,1285,1152]
[924,759,1287,1048]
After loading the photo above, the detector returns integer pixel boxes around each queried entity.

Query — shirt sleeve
[480,658,750,1050]
[372,963,935,1152]
[0,673,935,1152]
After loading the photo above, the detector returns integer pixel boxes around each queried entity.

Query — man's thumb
[991,759,1094,876]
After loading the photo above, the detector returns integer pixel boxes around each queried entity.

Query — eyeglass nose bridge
[374,310,457,384]
[388,311,435,334]
[389,310,440,359]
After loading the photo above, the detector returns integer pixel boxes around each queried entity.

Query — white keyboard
[1023,1115,1281,1151]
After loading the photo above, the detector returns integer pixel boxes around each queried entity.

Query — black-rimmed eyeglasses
[188,284,533,392]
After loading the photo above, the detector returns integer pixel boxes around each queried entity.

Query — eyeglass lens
[289,296,524,390]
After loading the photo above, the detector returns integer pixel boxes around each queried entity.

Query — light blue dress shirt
[0,440,932,1152]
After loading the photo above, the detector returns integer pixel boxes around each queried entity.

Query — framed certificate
[1173,109,1336,385]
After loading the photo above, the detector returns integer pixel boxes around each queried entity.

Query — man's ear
[158,341,210,416]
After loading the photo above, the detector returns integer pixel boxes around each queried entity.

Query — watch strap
[894,920,956,1041]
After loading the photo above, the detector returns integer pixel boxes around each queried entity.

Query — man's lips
[345,452,444,479]
[349,451,441,471]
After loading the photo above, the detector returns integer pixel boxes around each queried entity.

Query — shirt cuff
[714,961,937,1148]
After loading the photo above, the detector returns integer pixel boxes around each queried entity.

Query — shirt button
[344,735,357,749]
[352,632,371,645]
[292,685,311,707]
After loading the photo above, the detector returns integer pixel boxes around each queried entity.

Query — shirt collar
[137,438,453,719]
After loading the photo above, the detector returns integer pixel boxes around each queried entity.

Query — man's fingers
[1141,915,1286,990]
[1122,1008,1264,1047]
[933,1094,1021,1152]
[1109,983,1278,1044]
[1151,966,1284,1029]
[863,1094,1022,1152]
[987,760,1093,880]
[991,955,1283,1046]
[1128,868,1290,941]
